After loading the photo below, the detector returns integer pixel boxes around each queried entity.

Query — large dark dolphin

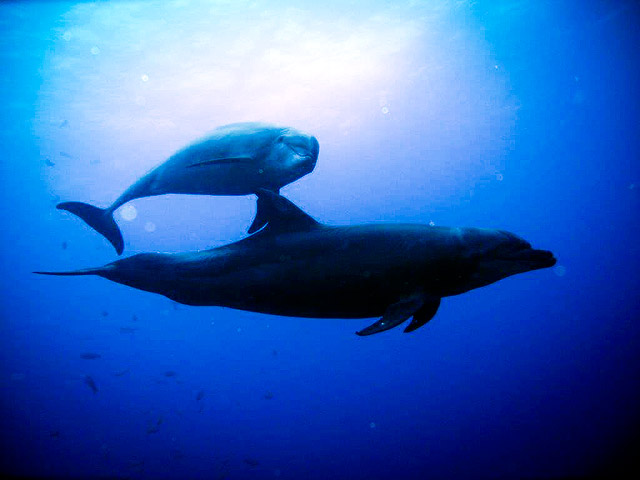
[37,191,555,336]
[57,123,320,255]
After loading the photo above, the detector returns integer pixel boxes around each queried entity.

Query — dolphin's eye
[276,136,284,143]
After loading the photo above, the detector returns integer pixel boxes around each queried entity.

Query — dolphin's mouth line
[496,247,556,267]
[285,144,317,161]
[286,144,307,155]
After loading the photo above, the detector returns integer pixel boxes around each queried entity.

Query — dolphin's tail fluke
[57,202,124,255]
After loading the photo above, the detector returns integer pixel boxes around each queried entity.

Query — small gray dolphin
[57,123,319,254]
[37,191,555,335]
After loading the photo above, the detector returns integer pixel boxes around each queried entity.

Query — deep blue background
[1,1,639,479]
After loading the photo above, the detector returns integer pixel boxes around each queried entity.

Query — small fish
[164,371,177,377]
[196,390,205,401]
[244,458,259,467]
[170,449,184,460]
[84,375,98,394]
[50,430,60,438]
[100,443,109,459]
[128,459,144,470]
[271,349,278,357]
[132,314,138,322]
[80,353,101,360]
[263,391,274,400]
[45,158,55,167]
[119,326,136,334]
[156,416,163,426]
[101,310,109,317]
[59,120,69,128]
[61,241,67,250]
[59,151,72,158]
[146,425,159,434]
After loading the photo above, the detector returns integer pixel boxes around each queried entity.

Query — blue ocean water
[1,0,639,478]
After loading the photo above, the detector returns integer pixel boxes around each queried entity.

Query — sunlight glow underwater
[38,0,514,244]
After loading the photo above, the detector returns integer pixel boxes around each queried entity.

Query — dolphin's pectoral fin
[356,296,425,336]
[187,157,254,168]
[252,189,319,235]
[404,298,441,333]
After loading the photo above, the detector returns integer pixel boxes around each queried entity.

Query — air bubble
[144,221,156,232]
[90,46,100,55]
[553,265,566,277]
[119,205,137,221]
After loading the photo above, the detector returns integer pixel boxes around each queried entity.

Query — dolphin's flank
[36,191,555,336]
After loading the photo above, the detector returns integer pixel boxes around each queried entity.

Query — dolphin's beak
[498,247,556,270]
[289,136,319,176]
[491,231,556,271]
[309,136,319,161]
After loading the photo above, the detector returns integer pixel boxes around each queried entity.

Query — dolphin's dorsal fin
[252,189,319,235]
[247,188,277,234]
[187,157,254,168]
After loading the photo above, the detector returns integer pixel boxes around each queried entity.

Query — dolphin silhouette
[57,123,319,254]
[37,191,555,335]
